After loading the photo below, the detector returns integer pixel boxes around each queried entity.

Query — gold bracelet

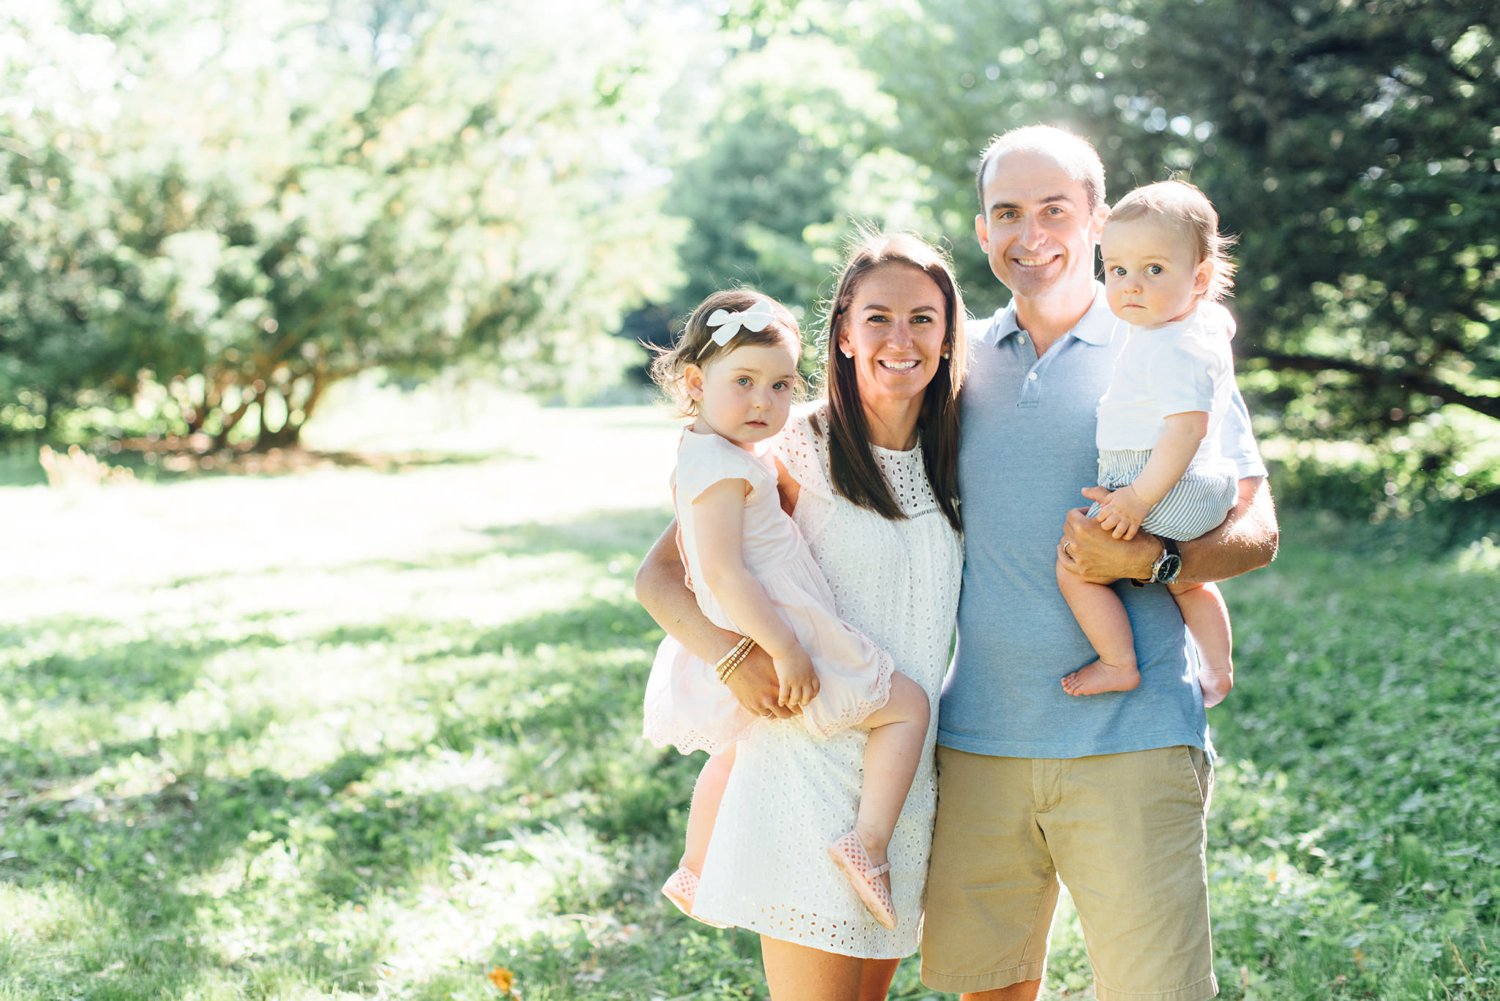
[711,637,747,679]
[715,637,754,682]
[719,643,754,683]
[714,636,755,683]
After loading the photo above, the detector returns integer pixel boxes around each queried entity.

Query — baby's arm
[1093,410,1209,539]
[635,522,795,718]
[692,479,820,710]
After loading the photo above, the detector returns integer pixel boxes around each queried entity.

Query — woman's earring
[842,349,854,359]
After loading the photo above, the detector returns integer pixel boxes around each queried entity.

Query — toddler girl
[642,289,929,930]
[1058,180,1240,705]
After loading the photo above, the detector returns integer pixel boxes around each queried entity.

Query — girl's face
[837,263,949,416]
[1100,216,1211,328]
[684,333,799,450]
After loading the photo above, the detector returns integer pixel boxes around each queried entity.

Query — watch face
[1159,554,1183,583]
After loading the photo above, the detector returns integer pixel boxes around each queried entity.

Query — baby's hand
[773,645,820,710]
[1091,485,1150,540]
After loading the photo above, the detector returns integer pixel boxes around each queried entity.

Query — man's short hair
[975,125,1107,214]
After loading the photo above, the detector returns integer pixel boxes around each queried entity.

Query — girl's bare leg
[1170,580,1233,707]
[851,672,929,866]
[681,747,735,873]
[1056,559,1140,696]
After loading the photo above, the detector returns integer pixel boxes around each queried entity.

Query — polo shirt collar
[985,282,1115,348]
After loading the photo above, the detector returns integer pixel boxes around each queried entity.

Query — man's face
[974,149,1104,307]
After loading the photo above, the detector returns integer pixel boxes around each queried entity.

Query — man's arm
[634,520,798,718]
[1060,475,1279,585]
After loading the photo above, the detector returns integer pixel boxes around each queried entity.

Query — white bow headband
[699,299,777,356]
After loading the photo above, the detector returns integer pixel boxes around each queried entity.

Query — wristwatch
[1148,537,1183,585]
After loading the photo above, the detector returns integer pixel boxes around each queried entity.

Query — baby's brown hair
[649,289,801,416]
[1108,180,1237,301]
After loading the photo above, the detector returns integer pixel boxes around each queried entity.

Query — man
[918,125,1277,1001]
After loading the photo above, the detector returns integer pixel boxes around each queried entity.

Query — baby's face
[690,337,800,449]
[1100,216,1209,328]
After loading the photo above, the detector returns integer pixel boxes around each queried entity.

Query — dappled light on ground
[2,394,1495,999]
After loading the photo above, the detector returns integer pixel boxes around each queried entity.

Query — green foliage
[8,0,1495,496]
[0,0,687,446]
[1070,0,1498,499]
[657,33,918,332]
[654,0,1498,501]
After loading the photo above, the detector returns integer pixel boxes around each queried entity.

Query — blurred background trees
[2,0,1494,507]
[1,0,691,446]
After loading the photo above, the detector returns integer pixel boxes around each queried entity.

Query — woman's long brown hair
[818,231,967,532]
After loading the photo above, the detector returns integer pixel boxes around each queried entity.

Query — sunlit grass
[2,387,1496,999]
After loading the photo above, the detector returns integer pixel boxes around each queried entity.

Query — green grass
[1,393,1496,999]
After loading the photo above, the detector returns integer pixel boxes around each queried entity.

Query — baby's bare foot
[1061,659,1141,697]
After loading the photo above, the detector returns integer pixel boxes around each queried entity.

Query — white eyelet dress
[692,405,963,958]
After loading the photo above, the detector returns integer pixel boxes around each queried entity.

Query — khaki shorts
[920,745,1217,1001]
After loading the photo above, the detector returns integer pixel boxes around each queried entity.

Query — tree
[1064,1,1496,438]
[0,0,692,447]
[659,32,905,327]
[848,0,1498,496]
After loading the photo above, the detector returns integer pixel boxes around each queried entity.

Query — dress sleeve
[675,434,771,505]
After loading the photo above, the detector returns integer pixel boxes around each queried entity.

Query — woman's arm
[634,519,798,718]
[1061,474,1279,585]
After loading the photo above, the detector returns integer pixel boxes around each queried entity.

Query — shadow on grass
[0,622,292,790]
[468,595,661,660]
[0,746,421,998]
[0,621,286,708]
[157,507,673,590]
[0,504,716,999]
[477,507,671,563]
[2,443,519,492]
[122,445,507,482]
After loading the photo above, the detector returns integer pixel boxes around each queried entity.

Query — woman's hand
[773,644,820,710]
[722,645,802,719]
[1090,485,1149,540]
[634,524,802,720]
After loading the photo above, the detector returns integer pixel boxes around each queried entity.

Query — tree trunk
[255,421,302,450]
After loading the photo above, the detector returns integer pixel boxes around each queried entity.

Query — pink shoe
[827,831,897,929]
[660,866,731,928]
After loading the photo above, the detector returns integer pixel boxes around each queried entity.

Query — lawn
[2,388,1496,1000]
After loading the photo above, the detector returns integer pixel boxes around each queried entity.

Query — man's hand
[723,645,801,719]
[1059,488,1161,584]
[1090,485,1150,540]
[1061,477,1279,586]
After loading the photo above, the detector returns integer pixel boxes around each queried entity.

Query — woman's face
[837,263,949,416]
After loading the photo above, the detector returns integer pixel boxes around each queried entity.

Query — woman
[636,231,967,1000]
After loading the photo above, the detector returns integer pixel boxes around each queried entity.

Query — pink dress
[641,429,895,755]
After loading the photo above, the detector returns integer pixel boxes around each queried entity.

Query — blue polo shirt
[939,284,1265,759]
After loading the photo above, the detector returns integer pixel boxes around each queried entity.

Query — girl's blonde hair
[649,288,801,416]
[1108,180,1238,300]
